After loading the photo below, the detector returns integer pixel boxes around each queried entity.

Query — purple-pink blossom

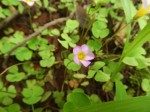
[73,44,95,67]
[142,0,150,11]
[134,0,150,19]
[20,0,38,6]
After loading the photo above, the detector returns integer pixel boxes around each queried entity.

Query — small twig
[7,17,68,56]
[0,6,19,30]
[2,11,75,68]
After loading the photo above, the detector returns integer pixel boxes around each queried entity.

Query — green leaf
[71,35,79,43]
[2,96,13,105]
[58,40,69,49]
[23,96,41,105]
[7,85,17,97]
[63,92,91,112]
[73,73,86,79]
[41,91,52,102]
[2,0,19,6]
[68,42,76,48]
[115,80,128,101]
[49,29,60,36]
[40,56,55,67]
[27,38,39,50]
[95,71,110,82]
[67,62,81,71]
[0,43,15,54]
[75,96,150,112]
[6,103,21,112]
[121,0,136,23]
[39,50,51,59]
[61,33,71,41]
[122,57,138,66]
[18,2,24,13]
[141,79,150,93]
[92,61,105,71]
[43,0,49,8]
[53,91,65,108]
[6,72,25,82]
[136,57,150,69]
[22,63,36,75]
[90,94,102,104]
[8,65,18,73]
[22,86,44,105]
[9,31,24,44]
[87,40,102,51]
[67,92,91,107]
[92,21,107,38]
[66,19,79,32]
[87,70,96,79]
[14,47,32,61]
[0,107,7,112]
[99,28,109,38]
[124,22,150,58]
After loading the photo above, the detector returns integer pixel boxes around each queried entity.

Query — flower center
[26,0,33,2]
[78,52,86,60]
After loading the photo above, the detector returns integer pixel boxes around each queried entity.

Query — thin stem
[0,90,17,95]
[27,7,34,30]
[0,62,31,77]
[110,20,134,81]
[32,105,35,112]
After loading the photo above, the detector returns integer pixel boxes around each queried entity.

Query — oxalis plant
[0,0,150,112]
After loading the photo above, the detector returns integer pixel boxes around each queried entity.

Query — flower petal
[86,52,95,60]
[73,46,81,55]
[80,60,91,67]
[74,55,81,64]
[142,0,148,9]
[27,2,35,6]
[81,44,90,54]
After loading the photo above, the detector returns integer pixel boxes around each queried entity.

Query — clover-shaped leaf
[26,80,37,88]
[2,0,19,6]
[49,29,60,36]
[9,31,24,44]
[8,65,18,73]
[0,107,7,112]
[23,64,37,75]
[123,57,138,66]
[0,43,15,54]
[142,79,150,94]
[58,40,69,49]
[41,91,52,102]
[92,61,105,71]
[6,103,21,112]
[87,70,96,79]
[40,56,55,67]
[58,33,76,49]
[22,86,44,105]
[63,92,91,112]
[95,71,110,82]
[64,54,81,71]
[6,72,25,82]
[65,19,79,33]
[92,20,109,38]
[27,38,39,50]
[0,85,16,105]
[39,49,53,59]
[87,40,102,51]
[14,47,33,61]
[87,61,105,78]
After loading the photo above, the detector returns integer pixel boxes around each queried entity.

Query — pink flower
[134,0,150,19]
[142,0,150,12]
[73,44,95,67]
[20,0,38,6]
